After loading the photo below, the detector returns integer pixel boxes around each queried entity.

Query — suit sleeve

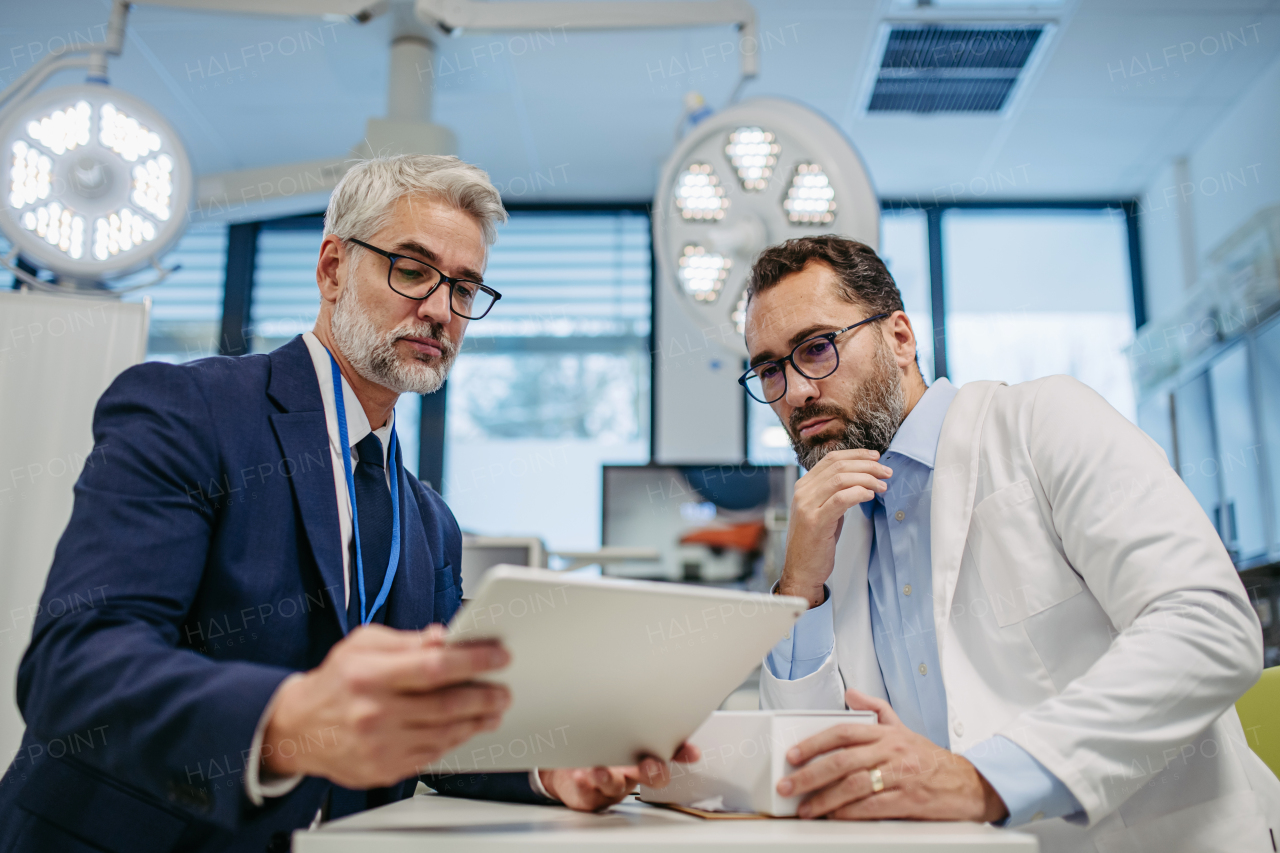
[15,362,295,831]
[1000,375,1263,827]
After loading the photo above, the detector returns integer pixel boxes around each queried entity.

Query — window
[746,208,933,465]
[248,220,422,476]
[119,222,228,363]
[942,208,1136,420]
[250,223,323,356]
[0,234,14,289]
[442,210,652,552]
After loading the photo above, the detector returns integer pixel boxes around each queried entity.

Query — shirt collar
[859,377,958,519]
[883,377,958,471]
[302,331,394,461]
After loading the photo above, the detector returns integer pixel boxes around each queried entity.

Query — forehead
[374,194,487,264]
[744,262,858,356]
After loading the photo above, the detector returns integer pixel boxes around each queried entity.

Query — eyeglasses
[738,313,890,404]
[347,238,503,320]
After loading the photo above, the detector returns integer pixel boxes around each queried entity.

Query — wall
[1140,52,1280,325]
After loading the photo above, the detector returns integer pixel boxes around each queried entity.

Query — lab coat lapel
[830,505,889,701]
[930,380,1003,626]
[267,337,350,635]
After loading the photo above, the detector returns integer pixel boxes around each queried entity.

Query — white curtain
[0,289,148,761]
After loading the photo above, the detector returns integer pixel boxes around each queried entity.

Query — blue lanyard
[329,353,401,626]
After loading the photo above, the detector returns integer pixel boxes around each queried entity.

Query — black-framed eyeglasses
[347,238,503,320]
[738,313,890,404]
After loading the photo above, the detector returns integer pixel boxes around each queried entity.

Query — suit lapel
[267,337,349,635]
[384,440,436,631]
[930,380,1003,625]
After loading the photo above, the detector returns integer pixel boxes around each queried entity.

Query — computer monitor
[601,464,791,584]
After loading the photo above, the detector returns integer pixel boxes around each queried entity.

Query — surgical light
[678,245,731,303]
[724,126,779,191]
[0,85,190,284]
[784,163,837,225]
[675,163,729,221]
[653,98,880,359]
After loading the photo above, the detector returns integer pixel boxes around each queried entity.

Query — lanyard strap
[329,353,401,627]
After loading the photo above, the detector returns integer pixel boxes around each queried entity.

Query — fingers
[829,789,910,821]
[402,715,503,763]
[808,448,884,471]
[805,451,893,483]
[673,742,701,763]
[797,767,881,818]
[779,743,884,797]
[420,624,448,646]
[556,767,633,811]
[591,767,632,801]
[633,756,669,788]
[392,683,511,727]
[844,689,902,727]
[786,722,884,766]
[373,642,510,692]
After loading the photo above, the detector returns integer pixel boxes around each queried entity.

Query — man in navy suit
[0,154,689,853]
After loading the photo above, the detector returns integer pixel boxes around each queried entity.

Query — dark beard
[788,338,906,470]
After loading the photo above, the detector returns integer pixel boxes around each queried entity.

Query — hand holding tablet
[427,566,806,774]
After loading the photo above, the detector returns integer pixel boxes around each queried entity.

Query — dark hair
[746,234,903,316]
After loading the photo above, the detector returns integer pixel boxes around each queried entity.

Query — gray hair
[323,154,507,248]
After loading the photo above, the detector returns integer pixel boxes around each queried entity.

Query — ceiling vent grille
[868,25,1044,114]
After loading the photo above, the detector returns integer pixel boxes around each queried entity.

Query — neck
[311,324,398,430]
[899,367,929,420]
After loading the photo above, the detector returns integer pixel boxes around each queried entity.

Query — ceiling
[4,0,1279,220]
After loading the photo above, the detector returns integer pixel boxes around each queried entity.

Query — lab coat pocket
[971,478,1081,627]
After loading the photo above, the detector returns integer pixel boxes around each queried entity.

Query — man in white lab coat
[740,235,1280,852]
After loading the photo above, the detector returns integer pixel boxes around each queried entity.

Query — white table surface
[293,793,1039,852]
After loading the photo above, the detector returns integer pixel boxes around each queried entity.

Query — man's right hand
[262,623,510,789]
[778,449,892,608]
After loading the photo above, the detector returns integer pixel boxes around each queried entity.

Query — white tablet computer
[425,566,807,774]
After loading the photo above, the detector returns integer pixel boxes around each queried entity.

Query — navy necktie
[331,432,399,820]
[347,432,394,629]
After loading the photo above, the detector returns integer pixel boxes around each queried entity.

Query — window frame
[877,198,1147,382]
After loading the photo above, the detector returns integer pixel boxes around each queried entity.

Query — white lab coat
[760,375,1280,853]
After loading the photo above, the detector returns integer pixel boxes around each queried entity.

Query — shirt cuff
[963,735,1083,827]
[245,673,306,806]
[766,584,834,681]
[528,768,554,800]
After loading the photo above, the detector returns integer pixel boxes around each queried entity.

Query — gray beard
[329,266,457,395]
[789,338,907,470]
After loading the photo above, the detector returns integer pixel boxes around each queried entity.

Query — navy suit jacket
[0,336,546,853]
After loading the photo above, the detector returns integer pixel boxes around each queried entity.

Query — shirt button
[1031,811,1045,822]
[953,721,964,737]
[903,584,912,596]
[894,510,905,522]
[918,663,927,676]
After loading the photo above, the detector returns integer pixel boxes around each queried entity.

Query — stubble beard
[788,336,907,470]
[329,265,458,395]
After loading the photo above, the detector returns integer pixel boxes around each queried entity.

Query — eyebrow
[748,324,839,368]
[392,240,484,284]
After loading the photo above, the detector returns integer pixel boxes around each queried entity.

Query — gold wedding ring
[868,766,884,794]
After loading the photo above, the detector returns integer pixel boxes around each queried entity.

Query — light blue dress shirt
[767,378,1082,827]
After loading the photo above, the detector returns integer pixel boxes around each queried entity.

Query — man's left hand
[778,689,1007,822]
[539,743,700,812]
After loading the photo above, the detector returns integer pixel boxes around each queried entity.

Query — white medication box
[639,710,878,817]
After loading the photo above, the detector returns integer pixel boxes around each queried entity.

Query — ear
[316,234,347,307]
[884,310,918,371]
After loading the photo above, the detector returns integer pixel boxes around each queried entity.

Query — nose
[418,281,454,326]
[783,364,819,408]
